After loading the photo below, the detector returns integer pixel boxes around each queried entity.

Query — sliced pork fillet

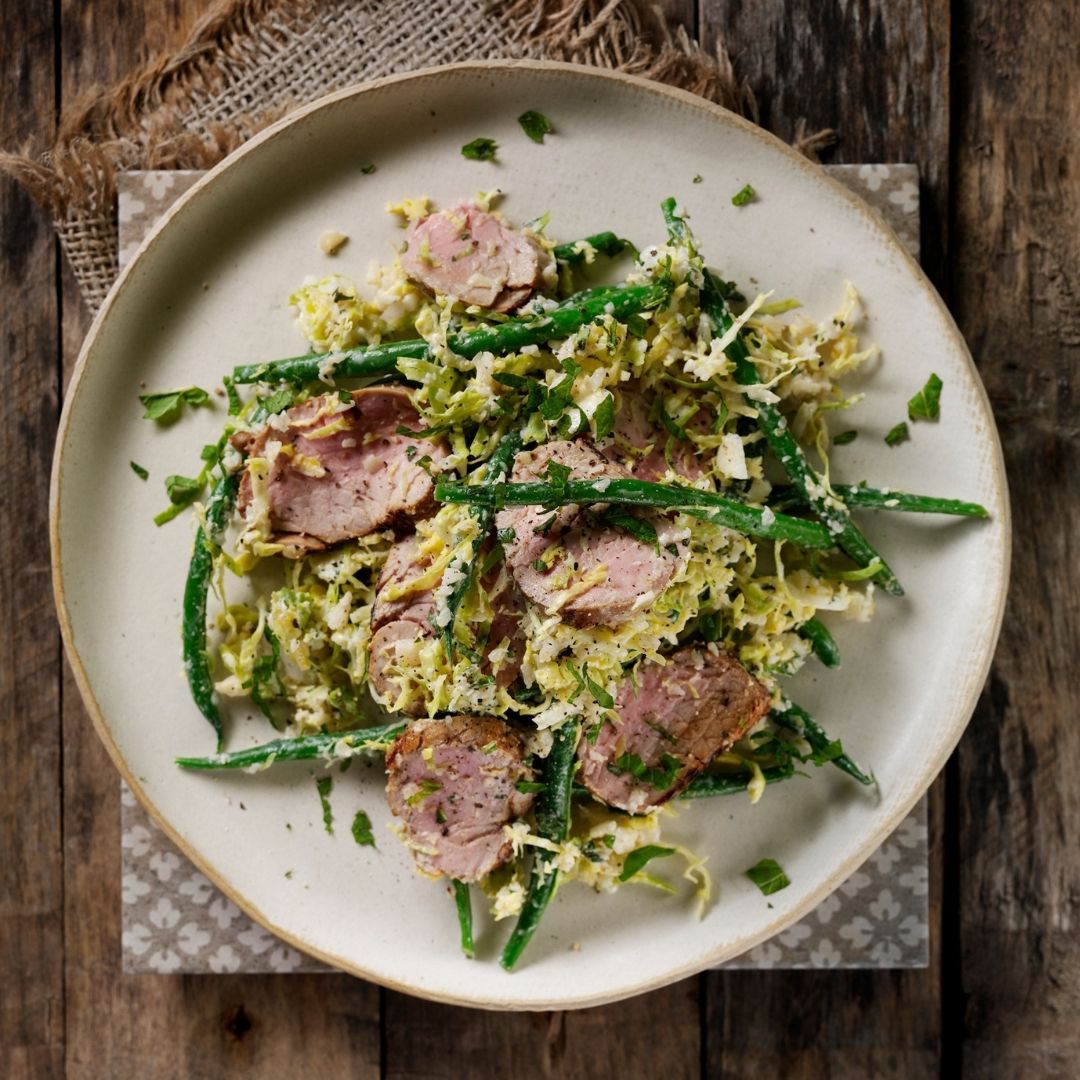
[401,203,553,312]
[386,715,535,882]
[496,440,688,628]
[235,387,444,551]
[578,646,771,813]
[609,386,705,482]
[368,533,524,714]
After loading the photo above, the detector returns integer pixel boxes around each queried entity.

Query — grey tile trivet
[118,164,928,974]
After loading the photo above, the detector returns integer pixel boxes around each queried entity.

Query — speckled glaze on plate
[52,61,1009,1010]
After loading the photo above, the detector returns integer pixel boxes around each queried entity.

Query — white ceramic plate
[53,61,1009,1009]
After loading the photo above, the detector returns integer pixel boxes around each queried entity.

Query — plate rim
[50,58,1011,1010]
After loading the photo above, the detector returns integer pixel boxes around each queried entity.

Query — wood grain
[0,1,61,1078]
[385,978,700,1080]
[950,1,1080,1075]
[699,0,952,286]
[7,0,1080,1074]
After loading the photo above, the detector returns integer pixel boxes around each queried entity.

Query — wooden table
[3,2,1075,1076]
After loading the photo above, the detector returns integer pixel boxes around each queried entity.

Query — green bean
[798,617,841,668]
[182,472,238,750]
[232,283,669,385]
[452,880,475,959]
[553,232,629,264]
[678,766,796,799]
[176,720,406,770]
[658,196,901,595]
[435,476,836,550]
[501,720,580,971]
[440,430,522,660]
[699,266,903,595]
[770,700,873,786]
[830,485,988,518]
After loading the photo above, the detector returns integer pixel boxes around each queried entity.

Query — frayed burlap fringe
[0,0,813,313]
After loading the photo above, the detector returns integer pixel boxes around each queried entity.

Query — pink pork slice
[608,385,705,482]
[496,440,688,628]
[386,715,535,882]
[401,203,551,312]
[368,534,525,715]
[235,387,444,551]
[578,646,771,814]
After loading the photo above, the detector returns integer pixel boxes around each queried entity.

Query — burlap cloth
[0,0,839,313]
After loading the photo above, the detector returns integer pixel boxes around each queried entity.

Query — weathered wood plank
[699,0,952,285]
[697,2,949,1074]
[949,2,1080,1075]
[384,978,701,1080]
[56,3,381,1077]
[0,1,61,1077]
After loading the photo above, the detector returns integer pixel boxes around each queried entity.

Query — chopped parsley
[316,776,334,834]
[833,430,858,445]
[544,460,571,489]
[609,751,682,790]
[885,422,910,447]
[566,662,615,709]
[139,386,209,422]
[360,163,377,175]
[260,387,294,415]
[593,392,615,441]
[731,183,756,207]
[515,780,546,794]
[600,507,659,553]
[745,857,790,896]
[164,473,202,507]
[222,375,242,416]
[350,808,376,848]
[517,110,553,143]
[692,174,703,184]
[405,779,443,806]
[908,373,943,422]
[461,137,498,162]
[619,845,676,882]
[129,461,149,480]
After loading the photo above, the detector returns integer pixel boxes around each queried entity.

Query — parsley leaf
[316,777,334,835]
[405,779,443,806]
[885,422,910,447]
[461,137,498,162]
[261,387,295,415]
[908,373,943,422]
[164,474,202,507]
[248,625,284,724]
[609,752,682,790]
[545,461,571,489]
[350,808,376,848]
[833,429,858,446]
[517,110,553,143]
[222,376,242,417]
[731,183,756,207]
[619,844,676,882]
[360,163,377,175]
[515,780,546,794]
[129,461,149,480]
[539,358,581,421]
[593,392,615,441]
[601,507,659,553]
[566,662,614,708]
[582,665,615,709]
[745,857,790,896]
[139,386,210,422]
